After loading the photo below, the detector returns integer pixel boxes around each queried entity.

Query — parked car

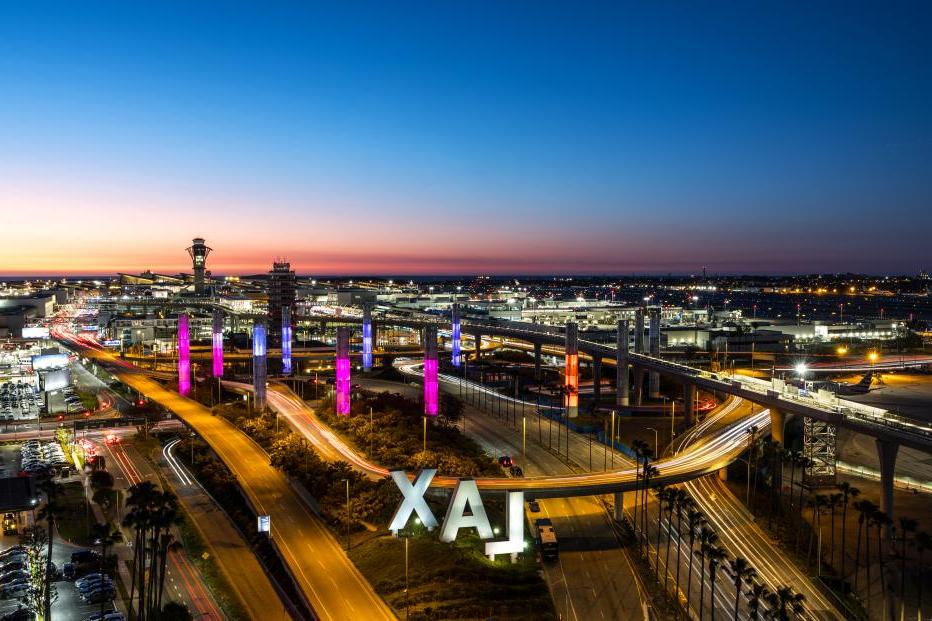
[0,607,35,621]
[0,582,32,599]
[0,571,28,585]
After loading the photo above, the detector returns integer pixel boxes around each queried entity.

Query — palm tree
[641,463,659,553]
[826,492,843,572]
[36,474,63,621]
[793,456,813,553]
[631,439,648,533]
[835,481,860,582]
[125,481,158,620]
[729,557,757,621]
[807,494,828,567]
[707,545,728,621]
[746,582,769,621]
[897,517,917,619]
[853,499,878,593]
[871,509,890,616]
[685,507,704,613]
[695,526,719,620]
[915,531,930,618]
[764,586,805,621]
[785,450,800,514]
[655,485,669,577]
[91,523,121,618]
[668,489,687,592]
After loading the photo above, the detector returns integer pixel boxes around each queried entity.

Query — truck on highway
[535,518,558,561]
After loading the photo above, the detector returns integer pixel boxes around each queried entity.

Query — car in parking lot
[0,571,29,585]
[81,587,115,604]
[498,455,513,468]
[86,613,124,621]
[0,607,35,620]
[0,581,32,599]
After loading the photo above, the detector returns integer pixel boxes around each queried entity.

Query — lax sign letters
[388,469,526,561]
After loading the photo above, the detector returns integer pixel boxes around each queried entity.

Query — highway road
[54,328,397,621]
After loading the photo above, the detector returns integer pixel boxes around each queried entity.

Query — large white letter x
[388,469,438,534]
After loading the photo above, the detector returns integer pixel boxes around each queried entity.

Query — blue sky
[0,1,929,275]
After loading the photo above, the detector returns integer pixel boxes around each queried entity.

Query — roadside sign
[258,515,271,533]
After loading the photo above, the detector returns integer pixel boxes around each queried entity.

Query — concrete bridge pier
[683,382,696,426]
[634,309,645,354]
[613,491,624,521]
[634,368,646,406]
[648,308,661,398]
[876,439,899,527]
[592,356,602,404]
[533,342,542,381]
[770,407,787,444]
[616,320,629,407]
[473,332,482,360]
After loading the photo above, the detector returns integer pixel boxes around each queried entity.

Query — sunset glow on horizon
[1,2,930,276]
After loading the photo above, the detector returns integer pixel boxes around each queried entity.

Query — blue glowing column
[335,327,351,415]
[451,303,461,367]
[424,326,439,416]
[253,320,267,411]
[362,304,373,372]
[177,313,191,396]
[211,309,224,378]
[282,306,292,375]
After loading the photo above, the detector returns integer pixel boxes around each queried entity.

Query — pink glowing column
[423,326,438,416]
[335,327,351,415]
[178,313,191,396]
[211,309,224,378]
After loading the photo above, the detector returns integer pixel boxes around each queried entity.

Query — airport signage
[388,469,525,561]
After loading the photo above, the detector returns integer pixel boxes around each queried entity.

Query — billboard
[42,369,71,392]
[32,353,69,371]
[21,327,50,339]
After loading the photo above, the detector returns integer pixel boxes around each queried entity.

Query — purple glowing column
[282,306,292,375]
[253,320,267,411]
[423,326,439,416]
[211,309,224,378]
[451,303,461,367]
[177,313,191,396]
[335,327,351,415]
[362,304,373,372]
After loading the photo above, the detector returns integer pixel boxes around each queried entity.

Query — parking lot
[0,383,39,424]
[0,537,121,621]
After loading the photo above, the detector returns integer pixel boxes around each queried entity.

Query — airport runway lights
[177,313,191,396]
[451,303,462,367]
[211,309,224,378]
[282,306,293,375]
[423,326,439,416]
[362,304,373,372]
[253,320,268,411]
[336,327,351,415]
[565,322,579,418]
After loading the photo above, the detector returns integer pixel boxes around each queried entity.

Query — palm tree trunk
[656,496,664,577]
[841,503,849,582]
[854,519,863,591]
[865,523,872,613]
[710,568,717,621]
[829,506,836,571]
[674,513,683,595]
[158,545,170,613]
[698,553,706,621]
[687,535,696,613]
[733,580,741,621]
[664,508,674,591]
[44,516,54,621]
[633,460,640,532]
[876,523,886,614]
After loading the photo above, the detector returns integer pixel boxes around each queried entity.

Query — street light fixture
[646,426,658,457]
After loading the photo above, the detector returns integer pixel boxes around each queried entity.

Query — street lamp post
[344,478,351,551]
[522,415,526,460]
[610,410,616,469]
[646,427,658,458]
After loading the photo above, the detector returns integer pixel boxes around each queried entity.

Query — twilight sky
[1,1,930,276]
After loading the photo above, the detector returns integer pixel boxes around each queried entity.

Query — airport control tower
[186,237,212,295]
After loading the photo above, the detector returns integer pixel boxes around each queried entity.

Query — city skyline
[2,2,931,276]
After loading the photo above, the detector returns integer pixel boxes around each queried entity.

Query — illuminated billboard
[42,369,71,392]
[31,353,69,371]
[21,327,50,339]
